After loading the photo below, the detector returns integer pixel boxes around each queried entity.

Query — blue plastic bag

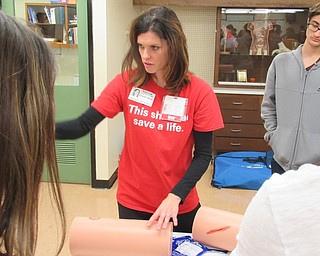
[212,151,272,190]
[171,235,228,255]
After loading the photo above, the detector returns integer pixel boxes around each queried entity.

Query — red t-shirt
[91,72,223,214]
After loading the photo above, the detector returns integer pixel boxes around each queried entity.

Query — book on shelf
[68,27,78,44]
[44,7,52,24]
[50,0,77,3]
[63,27,67,44]
[45,6,65,25]
[56,6,65,24]
[50,8,56,24]
[73,27,78,44]
[27,7,38,23]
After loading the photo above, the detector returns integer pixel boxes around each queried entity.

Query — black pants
[271,158,285,175]
[118,202,201,233]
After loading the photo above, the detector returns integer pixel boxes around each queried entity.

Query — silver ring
[166,214,171,217]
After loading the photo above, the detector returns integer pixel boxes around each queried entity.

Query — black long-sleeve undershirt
[55,107,105,139]
[171,130,213,203]
[55,107,213,203]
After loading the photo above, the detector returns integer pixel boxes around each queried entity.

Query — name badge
[128,88,155,107]
[161,95,188,122]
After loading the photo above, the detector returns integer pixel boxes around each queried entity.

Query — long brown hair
[0,11,66,255]
[122,6,190,93]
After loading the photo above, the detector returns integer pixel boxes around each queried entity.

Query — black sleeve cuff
[55,106,105,139]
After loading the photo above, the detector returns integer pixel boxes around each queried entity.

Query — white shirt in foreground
[230,163,320,256]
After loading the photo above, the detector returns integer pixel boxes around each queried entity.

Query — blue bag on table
[212,151,273,190]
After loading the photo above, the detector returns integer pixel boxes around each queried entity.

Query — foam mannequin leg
[192,206,243,251]
[69,217,172,256]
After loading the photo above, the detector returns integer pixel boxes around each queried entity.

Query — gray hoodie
[261,45,320,171]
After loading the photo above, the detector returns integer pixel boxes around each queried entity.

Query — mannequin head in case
[0,11,65,256]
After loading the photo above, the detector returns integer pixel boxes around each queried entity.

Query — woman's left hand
[146,193,181,230]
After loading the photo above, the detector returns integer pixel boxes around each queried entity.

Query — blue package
[172,236,208,256]
[172,235,229,256]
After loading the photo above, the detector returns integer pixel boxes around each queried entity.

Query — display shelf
[25,2,77,48]
[214,7,309,88]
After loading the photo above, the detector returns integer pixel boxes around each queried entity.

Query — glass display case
[215,7,309,88]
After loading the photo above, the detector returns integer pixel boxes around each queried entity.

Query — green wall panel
[5,0,92,184]
[54,1,91,184]
[2,0,15,14]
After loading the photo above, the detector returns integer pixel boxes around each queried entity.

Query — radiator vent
[55,141,76,165]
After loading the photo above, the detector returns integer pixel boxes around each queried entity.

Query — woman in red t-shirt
[56,6,224,233]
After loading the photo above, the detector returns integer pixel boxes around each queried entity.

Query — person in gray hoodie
[261,3,320,174]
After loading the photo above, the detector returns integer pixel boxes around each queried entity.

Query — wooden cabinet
[25,2,77,48]
[213,93,271,153]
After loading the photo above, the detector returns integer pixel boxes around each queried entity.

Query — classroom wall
[93,0,137,181]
